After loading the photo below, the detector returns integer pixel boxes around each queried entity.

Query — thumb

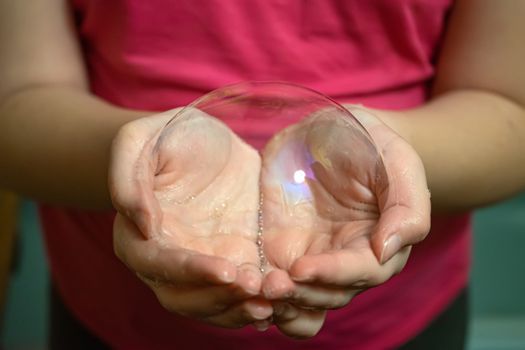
[108,108,181,238]
[347,106,431,264]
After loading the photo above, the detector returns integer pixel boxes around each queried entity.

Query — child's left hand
[259,108,431,338]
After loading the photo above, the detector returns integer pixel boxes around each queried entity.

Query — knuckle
[117,121,142,142]
[330,291,353,309]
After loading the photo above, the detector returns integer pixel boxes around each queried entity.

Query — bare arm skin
[366,0,525,212]
[0,0,146,208]
[1,0,524,211]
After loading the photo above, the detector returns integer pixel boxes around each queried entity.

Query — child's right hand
[109,108,273,328]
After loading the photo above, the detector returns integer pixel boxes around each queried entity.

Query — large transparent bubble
[155,82,386,272]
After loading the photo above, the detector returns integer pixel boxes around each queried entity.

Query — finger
[114,214,237,285]
[273,302,300,322]
[274,306,326,339]
[286,284,357,310]
[369,137,430,264]
[374,198,430,265]
[109,109,181,238]
[253,319,273,332]
[235,262,264,295]
[152,284,257,319]
[261,268,295,300]
[373,134,430,264]
[289,246,411,288]
[203,299,273,329]
[263,269,357,310]
[349,107,431,263]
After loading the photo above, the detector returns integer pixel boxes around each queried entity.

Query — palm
[260,114,386,275]
[111,110,275,328]
[154,112,262,268]
[257,107,430,319]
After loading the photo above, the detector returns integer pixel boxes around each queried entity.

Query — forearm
[0,86,148,209]
[373,89,525,212]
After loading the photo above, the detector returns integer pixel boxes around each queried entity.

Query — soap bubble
[155,81,387,274]
[157,81,386,217]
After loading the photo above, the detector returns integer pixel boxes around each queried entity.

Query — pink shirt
[41,0,470,348]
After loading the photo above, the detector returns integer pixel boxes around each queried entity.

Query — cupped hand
[259,107,431,338]
[109,108,272,328]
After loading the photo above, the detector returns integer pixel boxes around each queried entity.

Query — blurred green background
[1,195,525,349]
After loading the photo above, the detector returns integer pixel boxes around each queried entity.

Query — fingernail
[253,319,271,332]
[250,305,272,320]
[263,284,293,300]
[243,269,261,295]
[291,274,313,283]
[380,234,402,264]
[218,270,236,284]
